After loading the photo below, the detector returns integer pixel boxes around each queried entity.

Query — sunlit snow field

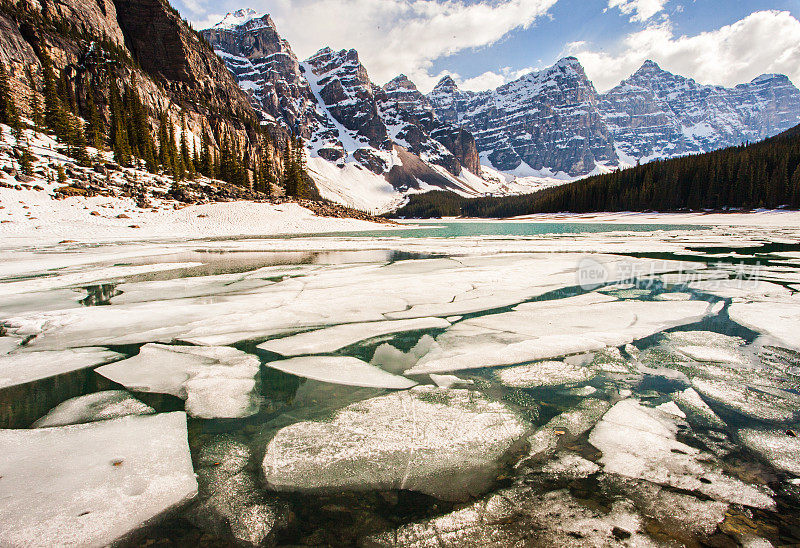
[1,221,800,546]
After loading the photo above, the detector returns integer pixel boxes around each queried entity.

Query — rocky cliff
[599,60,800,162]
[428,57,618,177]
[0,0,282,183]
[202,11,492,210]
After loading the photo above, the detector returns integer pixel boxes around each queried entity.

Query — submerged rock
[187,434,290,546]
[363,486,654,547]
[262,386,530,501]
[0,412,197,546]
[33,390,155,428]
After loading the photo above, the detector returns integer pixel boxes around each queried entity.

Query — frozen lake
[1,221,799,546]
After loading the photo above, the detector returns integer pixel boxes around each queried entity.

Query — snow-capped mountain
[203,10,800,210]
[202,13,508,212]
[601,60,800,163]
[427,57,618,177]
[429,57,800,177]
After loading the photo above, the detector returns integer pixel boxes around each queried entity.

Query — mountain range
[202,9,800,211]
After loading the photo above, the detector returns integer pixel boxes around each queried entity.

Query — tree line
[394,126,800,218]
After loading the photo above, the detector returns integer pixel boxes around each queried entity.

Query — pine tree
[42,55,64,139]
[0,63,22,138]
[109,84,131,166]
[84,89,103,151]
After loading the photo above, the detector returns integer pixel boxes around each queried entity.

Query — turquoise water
[321,221,707,239]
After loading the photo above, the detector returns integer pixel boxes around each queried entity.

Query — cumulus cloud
[569,10,800,92]
[606,0,668,22]
[185,0,556,92]
[437,66,534,92]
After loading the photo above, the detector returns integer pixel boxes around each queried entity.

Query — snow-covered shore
[0,184,392,249]
[506,210,800,226]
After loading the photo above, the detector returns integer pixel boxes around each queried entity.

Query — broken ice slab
[95,344,261,419]
[33,390,154,428]
[738,429,800,476]
[494,360,596,388]
[589,399,774,508]
[264,355,417,389]
[671,388,727,430]
[363,485,654,547]
[262,386,530,501]
[407,297,710,374]
[0,412,197,547]
[0,347,123,389]
[729,301,800,351]
[689,279,791,300]
[428,373,474,388]
[256,317,450,356]
[692,378,800,423]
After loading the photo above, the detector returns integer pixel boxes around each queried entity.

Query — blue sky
[175,0,800,93]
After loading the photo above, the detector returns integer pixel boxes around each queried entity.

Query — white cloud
[188,0,556,93]
[439,66,534,92]
[569,10,800,92]
[606,0,668,22]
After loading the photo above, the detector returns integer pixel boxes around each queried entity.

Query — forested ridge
[393,124,800,218]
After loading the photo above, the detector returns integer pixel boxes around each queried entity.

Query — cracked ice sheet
[257,317,450,356]
[407,295,710,374]
[589,399,774,509]
[729,301,800,351]
[95,344,260,419]
[0,348,123,389]
[4,254,705,350]
[264,356,417,389]
[0,262,204,297]
[0,412,197,547]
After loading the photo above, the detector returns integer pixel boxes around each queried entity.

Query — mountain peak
[434,75,459,93]
[385,74,417,92]
[213,8,263,30]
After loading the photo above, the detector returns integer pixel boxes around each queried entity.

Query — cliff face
[0,0,282,181]
[381,74,481,176]
[200,12,327,140]
[428,57,618,177]
[599,60,800,162]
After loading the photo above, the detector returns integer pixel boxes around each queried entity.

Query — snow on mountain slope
[600,60,800,162]
[428,57,618,178]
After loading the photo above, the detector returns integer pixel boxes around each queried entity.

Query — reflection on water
[80,284,122,306]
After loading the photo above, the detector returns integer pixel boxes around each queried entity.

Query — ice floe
[0,412,197,546]
[256,317,449,356]
[0,347,123,389]
[692,378,799,422]
[494,360,596,388]
[738,429,800,476]
[428,373,474,388]
[407,297,710,374]
[95,344,261,419]
[671,388,727,430]
[364,486,656,547]
[729,301,800,350]
[370,335,437,374]
[264,355,417,389]
[589,399,774,508]
[262,386,530,501]
[33,390,154,428]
